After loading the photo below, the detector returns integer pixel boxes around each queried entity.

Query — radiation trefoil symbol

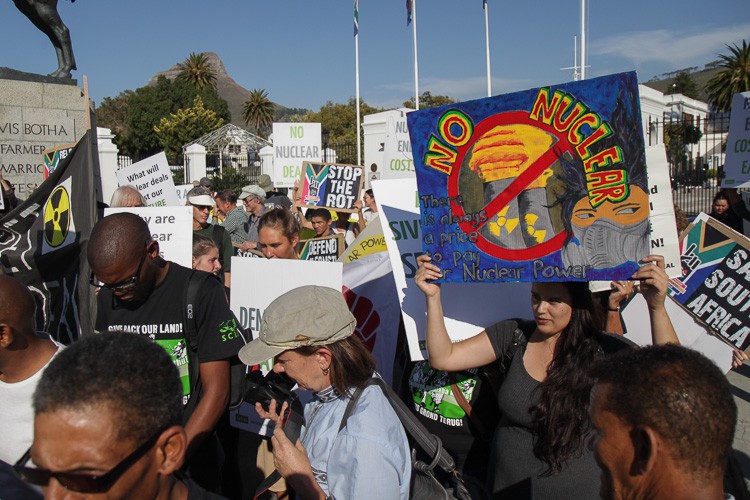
[44,186,71,247]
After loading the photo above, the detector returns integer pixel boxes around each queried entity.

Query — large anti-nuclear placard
[408,72,649,282]
[273,123,322,188]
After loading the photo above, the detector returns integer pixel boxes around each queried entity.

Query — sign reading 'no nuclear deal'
[408,71,650,283]
[273,123,322,188]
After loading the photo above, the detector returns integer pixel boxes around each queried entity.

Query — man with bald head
[87,212,245,491]
[0,275,61,465]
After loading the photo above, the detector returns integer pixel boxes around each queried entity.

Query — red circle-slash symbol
[447,111,576,261]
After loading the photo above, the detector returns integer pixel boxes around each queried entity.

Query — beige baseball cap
[238,285,356,366]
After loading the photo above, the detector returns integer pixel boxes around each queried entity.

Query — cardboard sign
[228,258,342,435]
[721,92,750,188]
[116,152,179,207]
[668,213,750,350]
[273,123,322,188]
[43,144,75,179]
[104,206,192,267]
[383,112,416,178]
[298,234,344,261]
[622,293,734,373]
[408,72,649,282]
[374,178,532,361]
[297,162,364,212]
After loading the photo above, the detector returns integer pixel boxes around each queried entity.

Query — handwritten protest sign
[408,72,649,283]
[116,152,179,207]
[622,293,734,373]
[721,92,750,188]
[273,123,322,188]
[668,212,750,351]
[229,258,341,434]
[297,162,364,212]
[298,234,344,261]
[374,178,531,361]
[43,144,75,179]
[104,206,192,267]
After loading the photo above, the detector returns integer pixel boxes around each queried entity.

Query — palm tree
[706,40,750,112]
[242,89,275,136]
[176,52,217,91]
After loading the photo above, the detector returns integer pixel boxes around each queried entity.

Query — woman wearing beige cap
[240,285,411,499]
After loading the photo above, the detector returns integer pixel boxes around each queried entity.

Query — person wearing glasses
[87,212,245,493]
[15,331,227,499]
[188,186,232,287]
[237,184,269,253]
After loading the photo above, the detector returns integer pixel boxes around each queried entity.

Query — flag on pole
[407,0,412,25]
[353,0,359,36]
[0,131,99,344]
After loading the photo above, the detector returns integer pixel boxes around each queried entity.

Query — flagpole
[484,0,492,97]
[580,0,587,80]
[354,0,362,166]
[412,0,420,110]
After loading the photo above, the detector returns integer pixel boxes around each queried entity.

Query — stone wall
[0,78,91,198]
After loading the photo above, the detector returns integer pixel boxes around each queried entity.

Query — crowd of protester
[1,173,749,500]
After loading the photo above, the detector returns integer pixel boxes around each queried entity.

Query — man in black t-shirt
[87,212,244,492]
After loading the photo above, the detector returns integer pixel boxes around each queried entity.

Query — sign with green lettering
[722,92,750,188]
[272,123,322,188]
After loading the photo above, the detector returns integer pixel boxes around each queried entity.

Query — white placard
[175,183,193,205]
[104,206,193,267]
[373,178,531,361]
[116,152,180,206]
[272,123,322,188]
[382,113,415,180]
[228,258,342,434]
[722,92,750,188]
[621,294,733,373]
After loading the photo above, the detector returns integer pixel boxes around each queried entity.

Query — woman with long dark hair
[415,254,678,498]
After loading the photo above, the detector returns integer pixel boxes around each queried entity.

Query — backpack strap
[481,319,533,397]
[183,270,208,352]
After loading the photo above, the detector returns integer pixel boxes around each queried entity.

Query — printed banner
[0,131,98,344]
[383,112,416,179]
[374,178,532,361]
[43,144,75,179]
[408,71,649,282]
[104,206,193,267]
[667,213,750,350]
[298,234,344,261]
[233,244,264,258]
[273,123,322,188]
[721,92,750,188]
[115,152,179,207]
[228,258,341,435]
[297,161,364,212]
[339,215,387,263]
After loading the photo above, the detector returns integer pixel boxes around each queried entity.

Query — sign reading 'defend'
[273,123,322,188]
[722,92,750,189]
[668,213,750,351]
[115,152,179,207]
[298,234,344,262]
[408,71,649,283]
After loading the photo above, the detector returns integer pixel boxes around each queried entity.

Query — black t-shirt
[95,263,244,423]
[407,361,498,471]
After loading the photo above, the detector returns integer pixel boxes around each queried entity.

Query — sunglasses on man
[13,426,166,493]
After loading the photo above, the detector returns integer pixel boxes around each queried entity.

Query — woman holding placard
[415,254,678,498]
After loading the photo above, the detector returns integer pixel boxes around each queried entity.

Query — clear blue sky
[2,0,748,111]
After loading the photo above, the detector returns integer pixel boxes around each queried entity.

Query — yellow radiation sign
[44,185,71,247]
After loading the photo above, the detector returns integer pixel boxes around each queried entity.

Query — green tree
[154,96,224,163]
[122,76,230,159]
[176,52,217,91]
[706,40,750,112]
[95,90,134,154]
[301,98,381,145]
[666,71,699,100]
[242,89,275,137]
[403,91,456,109]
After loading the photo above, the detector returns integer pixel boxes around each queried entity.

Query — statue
[13,0,76,78]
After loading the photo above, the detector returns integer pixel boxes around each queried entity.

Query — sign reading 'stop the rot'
[408,72,650,283]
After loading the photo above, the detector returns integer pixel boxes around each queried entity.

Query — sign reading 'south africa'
[408,71,650,283]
